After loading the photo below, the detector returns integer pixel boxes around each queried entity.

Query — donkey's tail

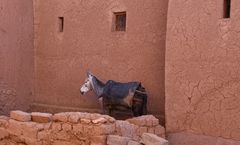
[142,89,148,115]
[137,84,148,115]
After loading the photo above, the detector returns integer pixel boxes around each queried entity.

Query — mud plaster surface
[0,0,34,115]
[166,0,240,140]
[33,0,168,118]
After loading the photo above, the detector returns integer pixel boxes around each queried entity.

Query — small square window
[58,17,64,32]
[114,12,126,31]
[223,0,231,18]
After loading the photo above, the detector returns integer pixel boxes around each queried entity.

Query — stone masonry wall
[0,111,166,145]
[166,0,240,144]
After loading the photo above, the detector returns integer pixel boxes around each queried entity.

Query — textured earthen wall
[33,0,168,120]
[0,0,34,114]
[166,0,240,143]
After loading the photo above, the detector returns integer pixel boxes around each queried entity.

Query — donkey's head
[80,71,93,95]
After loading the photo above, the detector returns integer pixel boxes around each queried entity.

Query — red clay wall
[33,0,168,120]
[0,0,34,114]
[166,0,240,144]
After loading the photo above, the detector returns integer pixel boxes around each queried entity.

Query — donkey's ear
[86,70,93,77]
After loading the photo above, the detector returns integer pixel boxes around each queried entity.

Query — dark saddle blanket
[101,80,141,107]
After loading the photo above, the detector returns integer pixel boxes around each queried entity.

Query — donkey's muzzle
[80,91,84,95]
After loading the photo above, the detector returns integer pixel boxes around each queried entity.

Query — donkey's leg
[102,105,112,116]
[102,102,111,116]
[102,105,110,115]
[132,95,142,117]
[132,103,141,117]
[142,94,148,115]
[98,97,104,114]
[101,97,110,115]
[136,86,148,115]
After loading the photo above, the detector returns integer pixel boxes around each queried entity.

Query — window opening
[223,0,231,18]
[58,17,64,32]
[114,12,126,31]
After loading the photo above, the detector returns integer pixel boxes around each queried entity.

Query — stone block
[93,124,115,135]
[90,113,103,120]
[152,118,159,126]
[141,133,168,145]
[7,119,39,139]
[53,130,71,140]
[147,127,155,134]
[127,117,145,126]
[10,110,31,122]
[107,135,131,145]
[22,122,40,139]
[116,120,138,138]
[127,140,141,145]
[38,130,50,140]
[52,112,69,122]
[24,137,38,145]
[31,112,52,123]
[127,115,159,127]
[83,125,94,135]
[138,126,148,136]
[102,115,116,123]
[0,140,14,145]
[51,122,62,131]
[90,135,107,145]
[41,122,52,130]
[154,125,165,138]
[62,123,72,131]
[92,117,107,124]
[68,113,80,123]
[7,119,23,136]
[81,118,91,124]
[0,116,9,127]
[72,124,83,134]
[0,128,9,139]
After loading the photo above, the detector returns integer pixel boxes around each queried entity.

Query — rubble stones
[92,117,107,124]
[116,120,139,139]
[107,135,131,145]
[0,128,9,139]
[0,111,166,145]
[90,135,107,145]
[141,133,168,145]
[10,110,31,122]
[0,116,9,127]
[154,125,166,138]
[127,140,142,145]
[31,112,52,123]
[127,115,159,127]
[52,112,69,122]
[81,118,91,124]
[68,113,80,123]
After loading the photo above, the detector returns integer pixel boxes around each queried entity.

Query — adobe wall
[32,0,168,121]
[166,0,240,144]
[0,0,34,114]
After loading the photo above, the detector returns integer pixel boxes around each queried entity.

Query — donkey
[80,72,148,117]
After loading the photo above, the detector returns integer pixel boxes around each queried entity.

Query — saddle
[101,80,141,107]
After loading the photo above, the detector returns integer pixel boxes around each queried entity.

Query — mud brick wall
[166,0,240,144]
[0,111,166,145]
[0,0,34,115]
[32,0,168,121]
